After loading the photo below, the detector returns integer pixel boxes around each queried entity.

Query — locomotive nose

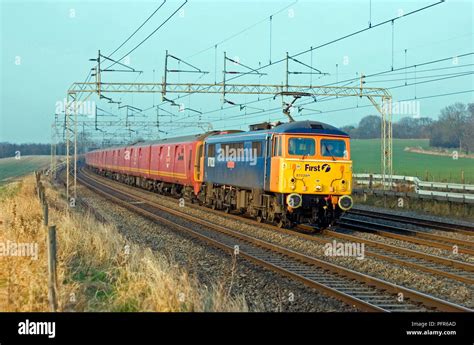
[338,195,353,211]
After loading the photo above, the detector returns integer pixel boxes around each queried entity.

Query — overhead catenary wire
[74,0,452,148]
[106,0,188,70]
[143,50,473,129]
[167,66,474,127]
[201,88,474,127]
[391,20,395,71]
[225,55,266,76]
[107,0,167,58]
[311,52,474,88]
[415,65,417,98]
[161,57,474,126]
[186,0,298,59]
[92,0,457,141]
[75,1,167,104]
[364,70,473,84]
[231,71,474,122]
[369,62,474,77]
[368,0,372,27]
[214,45,218,84]
[223,0,446,84]
[92,0,193,134]
[269,15,273,64]
[295,89,474,118]
[161,1,446,109]
[404,49,408,85]
[159,0,298,115]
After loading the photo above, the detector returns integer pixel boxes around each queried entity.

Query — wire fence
[34,170,58,312]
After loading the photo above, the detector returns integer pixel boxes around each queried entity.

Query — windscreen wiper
[324,144,337,161]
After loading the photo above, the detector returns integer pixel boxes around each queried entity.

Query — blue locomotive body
[204,131,268,190]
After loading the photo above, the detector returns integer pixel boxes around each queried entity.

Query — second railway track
[347,208,474,236]
[337,216,474,256]
[76,168,472,312]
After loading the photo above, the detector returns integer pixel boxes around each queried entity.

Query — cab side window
[252,142,262,157]
[272,136,282,156]
[208,144,215,157]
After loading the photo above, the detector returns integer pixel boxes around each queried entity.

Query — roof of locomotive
[205,120,348,143]
[271,120,348,135]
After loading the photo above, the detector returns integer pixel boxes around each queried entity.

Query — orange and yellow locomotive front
[269,133,353,211]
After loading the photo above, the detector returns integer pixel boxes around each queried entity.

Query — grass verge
[0,175,248,312]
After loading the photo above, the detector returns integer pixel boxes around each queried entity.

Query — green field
[0,155,51,184]
[351,139,474,183]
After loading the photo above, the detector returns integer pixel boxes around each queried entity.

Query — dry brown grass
[0,175,248,312]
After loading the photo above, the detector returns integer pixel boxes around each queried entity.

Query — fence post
[39,184,44,204]
[47,225,58,312]
[37,181,41,200]
[43,203,48,227]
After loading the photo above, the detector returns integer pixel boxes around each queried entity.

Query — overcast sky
[1,0,473,143]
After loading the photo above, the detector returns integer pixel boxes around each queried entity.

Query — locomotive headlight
[286,193,303,208]
[315,185,322,192]
[338,195,353,211]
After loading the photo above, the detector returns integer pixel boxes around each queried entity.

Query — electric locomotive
[200,120,353,228]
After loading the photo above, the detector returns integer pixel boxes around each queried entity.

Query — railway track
[79,168,474,286]
[338,216,474,256]
[347,208,474,236]
[76,169,472,312]
[321,229,474,285]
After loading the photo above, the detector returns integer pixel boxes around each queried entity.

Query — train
[85,120,354,228]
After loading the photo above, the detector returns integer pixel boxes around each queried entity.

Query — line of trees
[0,143,67,159]
[341,102,474,153]
[430,103,474,152]
[0,143,49,158]
[0,138,124,159]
